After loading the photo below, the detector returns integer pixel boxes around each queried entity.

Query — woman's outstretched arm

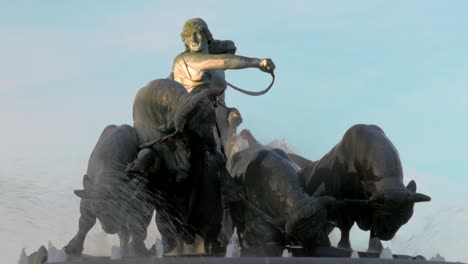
[177,53,275,73]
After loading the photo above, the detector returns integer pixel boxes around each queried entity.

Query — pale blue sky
[1,1,467,262]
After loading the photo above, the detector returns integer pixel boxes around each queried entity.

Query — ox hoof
[63,240,83,256]
[337,240,352,251]
[413,255,426,260]
[285,197,333,242]
[367,237,383,253]
[162,236,177,253]
[128,241,150,257]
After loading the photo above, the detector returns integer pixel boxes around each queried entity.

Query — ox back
[228,142,332,248]
[85,124,139,190]
[299,125,402,228]
[133,79,187,144]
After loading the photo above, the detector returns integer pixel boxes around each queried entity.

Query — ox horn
[228,108,243,127]
[406,180,417,193]
[413,193,431,203]
[240,129,260,146]
[74,189,103,200]
[406,180,431,203]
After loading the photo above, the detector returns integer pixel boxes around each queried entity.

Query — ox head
[158,87,227,152]
[214,104,243,159]
[360,178,430,240]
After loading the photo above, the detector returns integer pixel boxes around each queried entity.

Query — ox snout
[371,213,407,241]
[372,227,397,241]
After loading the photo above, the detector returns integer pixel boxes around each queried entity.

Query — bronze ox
[64,124,143,256]
[65,79,229,256]
[217,107,430,254]
[290,124,431,253]
[225,129,336,250]
[130,78,228,254]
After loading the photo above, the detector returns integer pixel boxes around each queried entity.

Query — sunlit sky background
[1,1,467,263]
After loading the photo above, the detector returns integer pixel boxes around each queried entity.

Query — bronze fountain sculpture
[55,18,435,263]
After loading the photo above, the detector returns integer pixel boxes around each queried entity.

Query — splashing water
[3,133,468,263]
[17,248,27,264]
[47,241,67,263]
[155,238,164,258]
[282,249,293,258]
[225,227,241,258]
[110,245,121,260]
[351,251,360,258]
[229,135,249,156]
[430,253,446,262]
[267,138,296,154]
[380,247,393,259]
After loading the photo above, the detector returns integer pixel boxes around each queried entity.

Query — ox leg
[337,227,352,250]
[64,199,96,255]
[367,232,383,253]
[127,209,153,256]
[127,193,154,256]
[204,223,222,255]
[335,208,354,250]
[155,210,178,254]
[118,227,130,256]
